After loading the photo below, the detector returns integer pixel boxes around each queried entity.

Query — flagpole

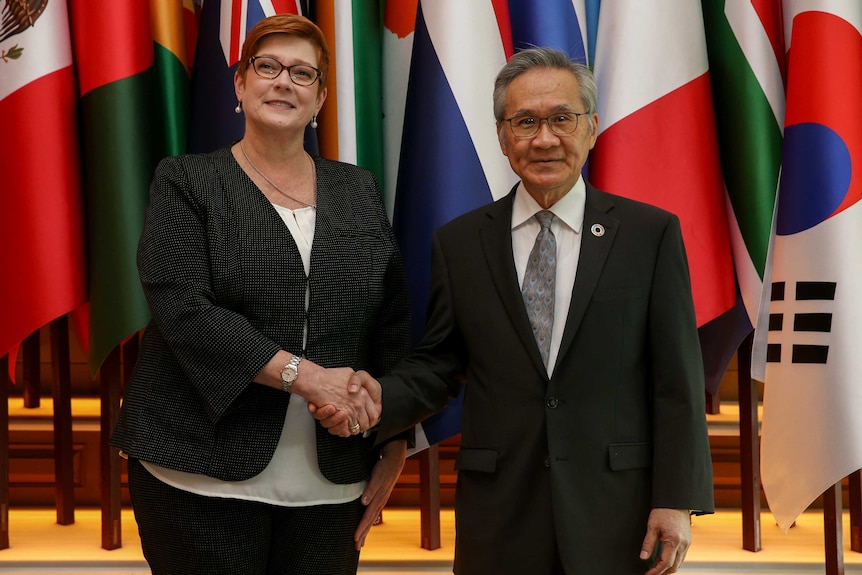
[737,332,761,552]
[850,471,862,552]
[0,353,9,550]
[706,388,720,415]
[22,332,40,408]
[50,316,75,526]
[100,347,123,550]
[418,445,441,550]
[822,482,844,575]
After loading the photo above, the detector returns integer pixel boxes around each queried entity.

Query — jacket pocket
[455,448,498,473]
[608,442,652,471]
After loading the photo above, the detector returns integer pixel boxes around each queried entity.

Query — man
[316,47,714,575]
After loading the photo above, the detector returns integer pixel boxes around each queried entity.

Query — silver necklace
[240,140,316,208]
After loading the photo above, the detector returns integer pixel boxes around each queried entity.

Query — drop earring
[235,101,242,114]
[310,115,318,129]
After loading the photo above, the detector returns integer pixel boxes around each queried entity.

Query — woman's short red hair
[237,13,330,90]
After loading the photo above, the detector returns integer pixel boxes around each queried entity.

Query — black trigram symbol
[766,281,835,364]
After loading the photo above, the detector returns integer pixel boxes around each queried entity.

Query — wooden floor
[1,507,862,574]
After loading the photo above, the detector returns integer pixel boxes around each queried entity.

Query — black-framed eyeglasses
[249,56,321,86]
[504,112,590,138]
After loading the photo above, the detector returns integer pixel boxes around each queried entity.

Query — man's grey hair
[493,47,598,134]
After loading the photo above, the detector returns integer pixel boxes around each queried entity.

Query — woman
[111,14,411,575]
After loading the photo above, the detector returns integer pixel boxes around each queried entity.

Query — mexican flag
[0,0,86,362]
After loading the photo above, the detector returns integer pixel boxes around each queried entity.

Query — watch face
[281,365,298,383]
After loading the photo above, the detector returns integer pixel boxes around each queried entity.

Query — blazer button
[543,456,551,468]
[547,397,559,409]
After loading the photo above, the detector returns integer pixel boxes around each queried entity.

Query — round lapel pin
[590,223,605,237]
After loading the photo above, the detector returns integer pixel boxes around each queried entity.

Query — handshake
[307,369,383,438]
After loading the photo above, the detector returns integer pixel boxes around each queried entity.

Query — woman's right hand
[256,355,380,436]
[308,370,382,437]
[300,367,375,435]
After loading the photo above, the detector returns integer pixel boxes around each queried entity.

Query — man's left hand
[354,439,407,550]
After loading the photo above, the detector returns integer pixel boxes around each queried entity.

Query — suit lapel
[480,188,549,374]
[554,184,619,370]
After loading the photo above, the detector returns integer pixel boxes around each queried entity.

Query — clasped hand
[307,370,382,437]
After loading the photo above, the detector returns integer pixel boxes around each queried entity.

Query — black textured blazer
[111,147,411,484]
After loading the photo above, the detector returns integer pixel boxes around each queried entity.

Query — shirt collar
[512,176,586,234]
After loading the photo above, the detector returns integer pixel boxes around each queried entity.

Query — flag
[702,0,785,329]
[314,0,384,183]
[508,0,588,63]
[392,0,517,452]
[702,0,785,387]
[0,0,86,361]
[396,1,592,451]
[590,1,736,394]
[583,0,600,66]
[394,0,515,343]
[381,0,419,217]
[151,0,199,157]
[187,0,311,154]
[759,4,862,532]
[69,1,161,373]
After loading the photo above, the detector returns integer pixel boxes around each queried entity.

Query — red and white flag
[0,0,86,361]
[591,0,733,328]
[590,1,737,394]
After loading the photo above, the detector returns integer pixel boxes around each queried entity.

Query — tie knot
[535,210,555,230]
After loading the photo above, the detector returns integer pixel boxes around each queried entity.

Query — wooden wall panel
[9,415,837,510]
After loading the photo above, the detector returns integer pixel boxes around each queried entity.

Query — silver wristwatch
[280,355,302,393]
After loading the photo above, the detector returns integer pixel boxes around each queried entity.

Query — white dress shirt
[511,177,586,377]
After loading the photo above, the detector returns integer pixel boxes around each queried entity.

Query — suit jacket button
[547,397,559,409]
[543,456,551,468]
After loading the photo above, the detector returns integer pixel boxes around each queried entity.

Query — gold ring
[349,423,361,433]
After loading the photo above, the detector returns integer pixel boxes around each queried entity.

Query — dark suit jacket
[378,183,714,574]
[112,148,411,485]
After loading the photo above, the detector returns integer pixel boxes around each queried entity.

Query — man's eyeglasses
[504,112,590,139]
[249,56,321,87]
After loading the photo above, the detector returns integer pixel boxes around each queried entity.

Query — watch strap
[281,355,302,393]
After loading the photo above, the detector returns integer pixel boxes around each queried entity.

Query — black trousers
[128,458,364,575]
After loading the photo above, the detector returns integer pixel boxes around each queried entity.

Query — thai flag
[508,0,589,64]
[391,0,517,450]
[187,0,309,153]
[393,0,589,450]
[392,0,516,345]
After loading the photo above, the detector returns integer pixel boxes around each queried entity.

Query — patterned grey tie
[521,210,557,367]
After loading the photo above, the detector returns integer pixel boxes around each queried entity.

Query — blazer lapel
[307,157,379,288]
[224,147,304,257]
[554,184,619,370]
[480,188,549,374]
